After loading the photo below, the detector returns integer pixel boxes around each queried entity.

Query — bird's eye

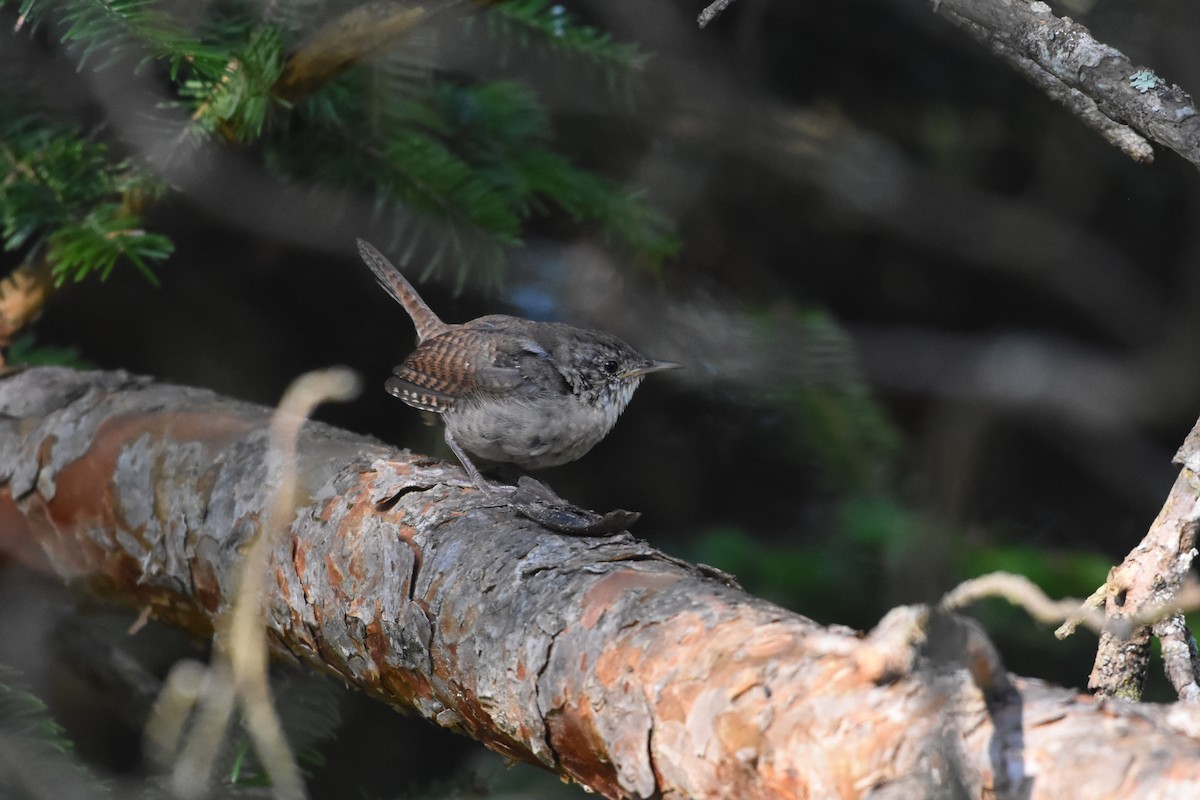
[602,359,620,375]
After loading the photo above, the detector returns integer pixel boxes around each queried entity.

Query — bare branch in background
[944,417,1200,708]
[1085,418,1200,701]
[930,0,1200,168]
[697,0,736,29]
[697,0,1199,166]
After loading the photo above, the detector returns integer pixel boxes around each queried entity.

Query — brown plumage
[358,239,681,492]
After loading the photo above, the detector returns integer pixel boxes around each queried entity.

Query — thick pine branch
[2,367,1200,798]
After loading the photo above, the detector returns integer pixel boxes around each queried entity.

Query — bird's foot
[506,476,640,535]
[447,429,639,534]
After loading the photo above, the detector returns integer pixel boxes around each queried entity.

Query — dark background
[3,0,1200,796]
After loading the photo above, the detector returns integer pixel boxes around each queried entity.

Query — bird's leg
[444,428,636,535]
[444,427,516,495]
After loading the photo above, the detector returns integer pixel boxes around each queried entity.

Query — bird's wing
[385,323,567,412]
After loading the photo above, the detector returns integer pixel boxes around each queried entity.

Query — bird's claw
[506,476,641,535]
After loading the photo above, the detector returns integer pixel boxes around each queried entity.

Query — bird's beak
[622,359,683,379]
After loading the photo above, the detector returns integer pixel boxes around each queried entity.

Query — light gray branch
[932,0,1200,168]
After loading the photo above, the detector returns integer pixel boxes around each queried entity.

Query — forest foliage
[3,0,1189,796]
[1,0,677,289]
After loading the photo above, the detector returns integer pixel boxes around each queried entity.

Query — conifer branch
[273,1,436,103]
[0,258,54,363]
[4,366,1200,798]
[2,0,679,340]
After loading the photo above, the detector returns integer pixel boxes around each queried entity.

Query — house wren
[358,239,680,495]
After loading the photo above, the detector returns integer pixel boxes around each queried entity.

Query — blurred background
[2,0,1199,796]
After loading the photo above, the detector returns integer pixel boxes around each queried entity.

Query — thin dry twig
[949,420,1200,702]
[147,367,360,800]
[1054,582,1106,639]
[942,570,1200,641]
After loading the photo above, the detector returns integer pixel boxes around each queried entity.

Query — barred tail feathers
[356,239,449,343]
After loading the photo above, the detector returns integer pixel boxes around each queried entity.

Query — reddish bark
[2,366,1200,799]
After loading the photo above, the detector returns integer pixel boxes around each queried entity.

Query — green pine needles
[481,0,649,80]
[2,0,678,286]
[0,664,105,796]
[49,0,230,76]
[0,111,173,284]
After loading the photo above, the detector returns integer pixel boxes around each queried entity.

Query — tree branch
[931,0,1200,168]
[697,0,1200,165]
[4,367,1200,797]
[0,2,444,358]
[697,0,736,29]
[272,2,438,103]
[0,258,56,363]
[1080,417,1200,700]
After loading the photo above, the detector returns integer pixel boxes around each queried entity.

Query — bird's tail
[356,239,450,343]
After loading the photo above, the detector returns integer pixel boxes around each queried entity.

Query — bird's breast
[442,393,623,469]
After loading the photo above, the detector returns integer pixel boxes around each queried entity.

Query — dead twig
[146,367,360,800]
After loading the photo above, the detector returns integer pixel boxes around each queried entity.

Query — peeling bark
[3,367,1200,799]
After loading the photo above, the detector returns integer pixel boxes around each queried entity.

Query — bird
[357,238,680,494]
